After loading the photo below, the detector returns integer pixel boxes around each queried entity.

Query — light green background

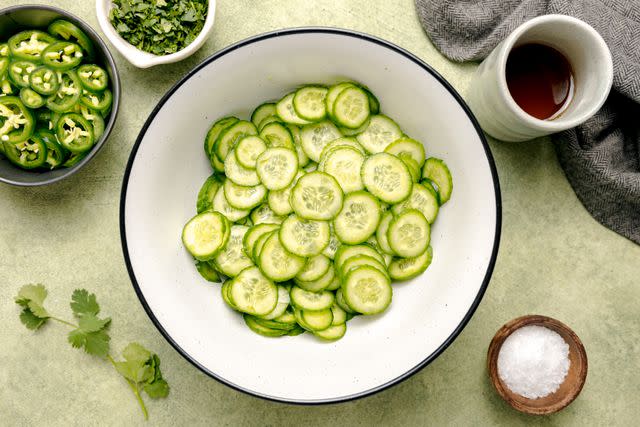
[1,0,638,425]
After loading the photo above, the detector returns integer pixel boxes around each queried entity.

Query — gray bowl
[0,4,120,186]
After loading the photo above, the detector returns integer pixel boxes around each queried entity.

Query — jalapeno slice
[29,66,59,96]
[62,151,88,167]
[0,96,34,143]
[8,60,37,88]
[1,79,16,95]
[41,41,84,71]
[0,57,8,79]
[8,30,55,62]
[0,43,9,58]
[19,87,46,109]
[80,88,112,111]
[37,129,68,169]
[46,70,81,113]
[2,134,48,169]
[77,65,108,92]
[55,112,94,153]
[47,20,95,62]
[79,105,105,139]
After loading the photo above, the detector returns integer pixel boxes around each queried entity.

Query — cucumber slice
[279,214,330,257]
[422,157,453,205]
[196,174,222,213]
[334,244,385,270]
[243,223,280,257]
[338,118,370,136]
[195,260,221,283]
[388,246,433,281]
[294,265,335,292]
[255,147,298,190]
[361,152,413,204]
[313,323,346,341]
[318,136,365,160]
[375,211,396,255]
[213,225,254,277]
[243,314,289,337]
[250,203,286,225]
[230,267,278,315]
[321,146,365,194]
[388,209,430,257]
[333,191,381,244]
[211,152,226,173]
[340,255,389,281]
[252,315,298,330]
[259,122,295,150]
[333,86,370,129]
[301,308,333,331]
[300,120,342,162]
[322,224,341,259]
[214,120,257,161]
[276,92,311,125]
[399,153,422,182]
[335,288,357,314]
[235,135,267,169]
[251,102,276,127]
[259,285,291,320]
[273,310,296,324]
[258,232,305,281]
[325,274,341,291]
[221,281,239,310]
[205,116,238,158]
[287,124,309,167]
[384,137,425,167]
[213,185,250,222]
[267,170,304,216]
[342,266,392,315]
[290,286,334,311]
[224,149,261,186]
[330,303,347,325]
[290,171,344,220]
[391,182,439,224]
[296,254,331,282]
[252,230,275,262]
[182,211,229,261]
[362,86,380,115]
[293,85,328,121]
[304,162,318,173]
[223,180,266,210]
[325,82,354,119]
[356,115,402,153]
[258,115,283,132]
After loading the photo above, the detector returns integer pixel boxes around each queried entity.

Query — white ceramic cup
[466,14,613,142]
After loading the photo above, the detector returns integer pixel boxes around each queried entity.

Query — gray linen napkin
[415,0,640,244]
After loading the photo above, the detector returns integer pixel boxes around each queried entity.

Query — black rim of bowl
[120,27,503,405]
[0,4,120,187]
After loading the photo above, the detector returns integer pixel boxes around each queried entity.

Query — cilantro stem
[49,316,78,328]
[107,355,149,420]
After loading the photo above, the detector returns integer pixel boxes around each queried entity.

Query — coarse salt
[497,325,570,399]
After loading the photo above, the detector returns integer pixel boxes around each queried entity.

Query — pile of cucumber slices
[182,81,453,341]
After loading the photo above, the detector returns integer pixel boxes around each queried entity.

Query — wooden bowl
[487,315,588,415]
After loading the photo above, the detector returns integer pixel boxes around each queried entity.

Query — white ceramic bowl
[121,28,501,403]
[95,0,216,68]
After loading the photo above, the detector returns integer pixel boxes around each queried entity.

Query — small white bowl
[95,0,216,68]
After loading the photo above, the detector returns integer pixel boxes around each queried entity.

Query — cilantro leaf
[70,289,100,317]
[68,328,111,357]
[19,308,48,330]
[15,284,50,330]
[114,342,153,383]
[144,378,170,398]
[78,313,111,333]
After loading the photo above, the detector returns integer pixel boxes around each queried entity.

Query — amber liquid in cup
[506,43,574,120]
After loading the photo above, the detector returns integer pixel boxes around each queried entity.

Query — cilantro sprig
[15,285,169,420]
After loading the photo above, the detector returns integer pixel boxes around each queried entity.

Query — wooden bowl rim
[487,314,588,415]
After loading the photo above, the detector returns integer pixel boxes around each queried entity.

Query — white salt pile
[497,325,570,399]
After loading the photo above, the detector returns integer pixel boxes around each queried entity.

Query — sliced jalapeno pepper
[19,87,46,109]
[46,70,81,113]
[0,43,9,58]
[1,79,16,95]
[29,66,59,96]
[41,41,83,71]
[0,96,34,143]
[56,112,94,153]
[2,134,47,169]
[80,88,112,111]
[8,60,37,88]
[48,20,95,62]
[0,57,8,79]
[79,105,105,139]
[62,151,87,168]
[8,31,55,62]
[37,129,68,169]
[77,65,108,92]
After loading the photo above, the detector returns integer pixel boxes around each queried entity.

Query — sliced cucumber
[259,122,295,150]
[279,214,330,257]
[255,147,298,190]
[267,170,304,216]
[252,230,275,262]
[258,232,305,281]
[195,260,221,283]
[333,86,370,129]
[342,266,392,315]
[313,323,346,340]
[258,115,283,132]
[375,211,396,255]
[276,92,311,125]
[296,254,331,282]
[196,174,222,213]
[362,86,380,114]
[388,209,430,257]
[356,115,402,153]
[223,180,266,210]
[321,146,365,194]
[300,120,342,162]
[273,310,296,324]
[422,157,453,205]
[325,275,341,291]
[243,223,280,257]
[214,225,253,277]
[325,82,354,119]
[252,315,298,330]
[214,120,257,161]
[290,171,344,220]
[361,152,412,204]
[293,85,328,121]
[213,185,250,222]
[211,152,226,173]
[335,288,357,314]
[330,303,347,325]
[322,224,341,259]
[340,254,389,281]
[319,137,365,160]
[399,153,421,182]
[290,286,334,311]
[338,118,370,136]
[259,285,291,320]
[334,244,385,270]
[384,137,425,167]
[243,314,289,337]
[229,267,278,316]
[388,246,433,281]
[182,211,229,261]
[205,116,238,158]
[288,124,309,167]
[333,191,381,245]
[391,182,439,224]
[251,102,276,127]
[221,281,239,310]
[295,265,335,292]
[224,149,261,186]
[250,203,286,225]
[235,135,267,169]
[301,308,333,331]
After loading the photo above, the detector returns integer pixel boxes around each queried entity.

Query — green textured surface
[1,0,638,425]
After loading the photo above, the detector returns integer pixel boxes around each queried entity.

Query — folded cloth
[415,0,640,244]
